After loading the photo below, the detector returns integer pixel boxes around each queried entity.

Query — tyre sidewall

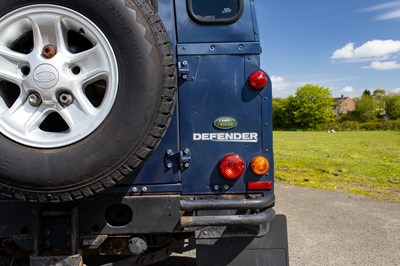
[0,0,164,192]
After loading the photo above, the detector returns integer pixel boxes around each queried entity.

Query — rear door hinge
[177,60,190,80]
[165,148,191,170]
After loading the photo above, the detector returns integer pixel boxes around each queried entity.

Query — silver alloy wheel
[0,5,118,148]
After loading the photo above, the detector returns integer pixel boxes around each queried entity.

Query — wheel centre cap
[33,64,59,89]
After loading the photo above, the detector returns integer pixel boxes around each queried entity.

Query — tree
[272,98,292,129]
[373,89,386,98]
[385,93,400,120]
[286,84,334,129]
[373,89,386,117]
[354,93,377,122]
[362,90,371,97]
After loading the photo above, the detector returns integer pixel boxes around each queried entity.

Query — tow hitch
[30,207,83,266]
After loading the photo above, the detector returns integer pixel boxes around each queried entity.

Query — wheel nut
[28,93,42,107]
[59,93,73,106]
[42,44,57,59]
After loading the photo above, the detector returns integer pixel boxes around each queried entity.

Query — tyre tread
[3,0,177,202]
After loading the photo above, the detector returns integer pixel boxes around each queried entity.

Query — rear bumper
[180,194,275,228]
[0,193,276,236]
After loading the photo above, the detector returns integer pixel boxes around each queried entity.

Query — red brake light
[248,71,268,90]
[219,154,245,180]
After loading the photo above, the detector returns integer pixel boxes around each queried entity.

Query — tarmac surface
[156,183,400,265]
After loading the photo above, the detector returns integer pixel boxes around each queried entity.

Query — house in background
[333,95,356,116]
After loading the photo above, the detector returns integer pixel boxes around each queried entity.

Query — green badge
[214,117,238,130]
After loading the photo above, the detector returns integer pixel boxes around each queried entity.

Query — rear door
[175,0,273,195]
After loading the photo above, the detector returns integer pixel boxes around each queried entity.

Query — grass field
[273,131,400,202]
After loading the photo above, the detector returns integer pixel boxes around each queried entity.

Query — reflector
[247,181,273,190]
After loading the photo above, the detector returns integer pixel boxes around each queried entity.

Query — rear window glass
[187,0,244,24]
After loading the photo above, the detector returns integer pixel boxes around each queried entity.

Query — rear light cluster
[219,154,245,180]
[248,70,268,91]
[219,153,272,191]
[251,156,269,175]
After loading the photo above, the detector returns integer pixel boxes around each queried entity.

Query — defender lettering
[193,132,258,143]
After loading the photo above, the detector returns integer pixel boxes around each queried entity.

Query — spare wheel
[0,0,176,201]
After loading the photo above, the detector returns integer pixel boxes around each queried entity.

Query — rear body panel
[178,53,273,194]
[119,0,274,196]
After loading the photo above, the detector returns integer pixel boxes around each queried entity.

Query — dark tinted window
[188,0,243,24]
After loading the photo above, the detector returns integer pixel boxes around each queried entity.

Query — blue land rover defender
[0,0,288,265]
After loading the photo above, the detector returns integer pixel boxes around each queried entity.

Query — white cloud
[271,76,289,91]
[331,40,400,60]
[377,9,400,20]
[361,1,400,12]
[270,76,299,98]
[364,61,400,70]
[340,86,354,93]
[331,43,356,60]
[391,88,400,93]
[361,1,400,20]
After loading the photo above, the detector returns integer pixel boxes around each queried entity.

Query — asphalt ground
[274,183,400,266]
[157,183,400,265]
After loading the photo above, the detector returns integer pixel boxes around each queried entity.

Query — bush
[333,119,400,131]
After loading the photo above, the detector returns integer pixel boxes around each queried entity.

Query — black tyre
[0,0,176,201]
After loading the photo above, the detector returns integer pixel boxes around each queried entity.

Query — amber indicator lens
[219,154,245,180]
[250,156,269,175]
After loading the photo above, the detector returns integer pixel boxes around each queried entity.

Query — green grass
[273,131,400,202]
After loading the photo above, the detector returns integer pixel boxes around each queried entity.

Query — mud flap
[195,214,289,266]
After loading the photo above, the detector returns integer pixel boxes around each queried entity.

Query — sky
[256,0,400,98]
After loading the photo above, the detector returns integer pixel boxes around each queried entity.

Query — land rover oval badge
[214,117,238,130]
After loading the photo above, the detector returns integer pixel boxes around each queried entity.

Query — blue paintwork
[177,42,261,56]
[175,0,257,43]
[115,0,274,196]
